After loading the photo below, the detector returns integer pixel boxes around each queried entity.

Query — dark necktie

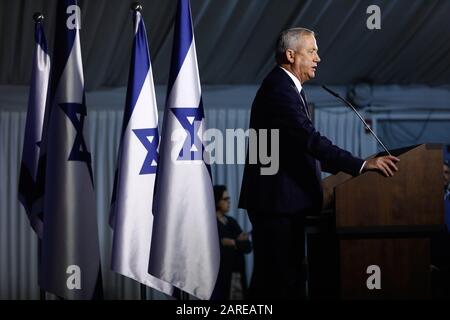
[299,88,321,178]
[299,89,311,120]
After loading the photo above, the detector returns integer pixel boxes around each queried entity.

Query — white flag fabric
[38,0,102,299]
[18,17,50,238]
[109,9,173,296]
[148,0,220,300]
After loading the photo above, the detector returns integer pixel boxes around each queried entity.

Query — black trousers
[247,211,306,300]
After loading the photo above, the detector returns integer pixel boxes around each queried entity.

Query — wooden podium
[316,144,444,299]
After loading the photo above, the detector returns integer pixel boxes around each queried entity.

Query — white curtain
[206,107,253,281]
[0,111,39,300]
[314,106,371,159]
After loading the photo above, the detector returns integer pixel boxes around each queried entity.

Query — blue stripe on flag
[167,0,193,96]
[49,0,77,104]
[122,12,151,138]
[35,22,49,55]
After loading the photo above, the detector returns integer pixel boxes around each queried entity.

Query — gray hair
[275,27,315,64]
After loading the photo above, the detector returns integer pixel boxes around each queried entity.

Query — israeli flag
[18,16,50,238]
[39,0,102,299]
[109,8,173,296]
[149,0,220,300]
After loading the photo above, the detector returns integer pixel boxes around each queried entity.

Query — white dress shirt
[279,67,309,117]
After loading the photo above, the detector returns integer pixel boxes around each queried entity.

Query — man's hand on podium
[362,155,400,177]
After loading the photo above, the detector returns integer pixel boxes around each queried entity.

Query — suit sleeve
[263,85,364,176]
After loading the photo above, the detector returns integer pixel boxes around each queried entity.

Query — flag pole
[140,284,147,300]
[132,1,147,302]
[33,12,46,301]
[133,2,148,302]
[181,291,190,300]
[38,237,45,300]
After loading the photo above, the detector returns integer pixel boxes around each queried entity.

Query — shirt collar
[279,66,303,93]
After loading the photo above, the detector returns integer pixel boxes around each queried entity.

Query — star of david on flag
[171,107,205,160]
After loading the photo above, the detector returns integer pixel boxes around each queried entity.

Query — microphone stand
[321,85,392,156]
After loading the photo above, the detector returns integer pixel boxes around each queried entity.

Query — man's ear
[285,49,295,63]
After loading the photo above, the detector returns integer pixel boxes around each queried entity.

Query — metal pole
[140,284,147,300]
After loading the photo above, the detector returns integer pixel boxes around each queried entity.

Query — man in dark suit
[238,27,399,299]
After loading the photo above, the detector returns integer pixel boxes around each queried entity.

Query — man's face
[288,34,321,84]
[444,164,450,188]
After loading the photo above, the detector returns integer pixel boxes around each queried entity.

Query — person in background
[212,185,252,300]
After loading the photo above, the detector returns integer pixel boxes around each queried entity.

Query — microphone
[321,85,392,156]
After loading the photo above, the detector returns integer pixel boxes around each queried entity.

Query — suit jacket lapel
[271,67,312,120]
